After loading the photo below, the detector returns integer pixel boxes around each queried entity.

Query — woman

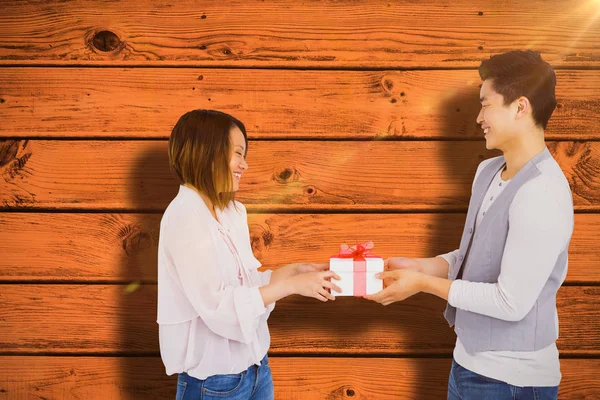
[157,109,341,399]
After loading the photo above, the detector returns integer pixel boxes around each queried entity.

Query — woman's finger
[311,263,329,271]
[315,292,328,302]
[323,280,343,294]
[319,288,336,301]
[322,270,341,280]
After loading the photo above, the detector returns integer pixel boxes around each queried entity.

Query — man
[365,50,573,399]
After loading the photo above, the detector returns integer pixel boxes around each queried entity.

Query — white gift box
[329,257,384,296]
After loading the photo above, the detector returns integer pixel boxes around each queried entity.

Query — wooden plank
[1,140,599,211]
[1,68,598,140]
[1,356,598,399]
[1,0,599,68]
[1,213,599,284]
[0,285,597,355]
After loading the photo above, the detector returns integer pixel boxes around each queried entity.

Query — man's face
[477,79,520,151]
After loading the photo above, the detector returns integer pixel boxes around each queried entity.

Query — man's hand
[364,269,425,305]
[385,257,422,272]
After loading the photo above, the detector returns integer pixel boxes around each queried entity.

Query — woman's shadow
[118,80,491,398]
[120,141,177,398]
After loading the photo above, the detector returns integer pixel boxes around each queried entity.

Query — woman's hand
[289,270,342,302]
[293,262,329,274]
[270,262,330,284]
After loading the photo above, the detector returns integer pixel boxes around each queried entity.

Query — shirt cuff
[259,269,273,287]
[437,253,456,278]
[234,286,268,343]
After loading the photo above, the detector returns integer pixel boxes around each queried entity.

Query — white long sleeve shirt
[438,154,574,387]
[157,185,274,380]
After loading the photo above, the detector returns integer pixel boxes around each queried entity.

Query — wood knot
[0,140,19,168]
[274,168,297,184]
[279,169,292,180]
[346,388,355,396]
[119,225,152,255]
[262,230,274,247]
[380,75,397,95]
[92,30,121,52]
[304,186,316,196]
[1,140,32,180]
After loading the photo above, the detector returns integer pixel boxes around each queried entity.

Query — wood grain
[1,140,599,211]
[1,0,599,68]
[1,356,598,399]
[1,213,598,283]
[0,284,597,355]
[1,68,599,140]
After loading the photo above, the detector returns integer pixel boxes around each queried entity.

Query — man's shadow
[257,77,489,399]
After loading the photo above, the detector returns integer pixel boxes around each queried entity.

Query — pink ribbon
[335,241,379,297]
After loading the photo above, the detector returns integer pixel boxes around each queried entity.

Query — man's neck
[501,132,546,180]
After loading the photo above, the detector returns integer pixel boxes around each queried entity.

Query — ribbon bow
[336,241,377,259]
[333,241,379,297]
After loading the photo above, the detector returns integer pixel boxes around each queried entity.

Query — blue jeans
[448,359,558,400]
[176,355,274,399]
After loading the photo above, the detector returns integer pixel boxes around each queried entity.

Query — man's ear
[515,96,531,119]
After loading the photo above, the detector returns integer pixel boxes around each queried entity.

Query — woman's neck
[183,183,219,221]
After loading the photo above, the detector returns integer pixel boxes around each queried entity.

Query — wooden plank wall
[1,1,599,398]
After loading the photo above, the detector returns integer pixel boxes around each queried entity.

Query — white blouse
[157,185,274,380]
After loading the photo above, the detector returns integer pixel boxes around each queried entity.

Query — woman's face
[229,126,248,192]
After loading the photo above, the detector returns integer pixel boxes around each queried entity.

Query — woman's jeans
[176,355,274,399]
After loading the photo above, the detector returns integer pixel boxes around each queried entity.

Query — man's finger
[364,287,389,302]
[375,271,393,280]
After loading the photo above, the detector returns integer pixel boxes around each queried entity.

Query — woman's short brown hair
[168,109,247,210]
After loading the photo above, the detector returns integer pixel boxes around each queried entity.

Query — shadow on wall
[121,141,177,399]
[117,81,494,398]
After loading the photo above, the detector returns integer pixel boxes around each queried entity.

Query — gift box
[329,241,384,296]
